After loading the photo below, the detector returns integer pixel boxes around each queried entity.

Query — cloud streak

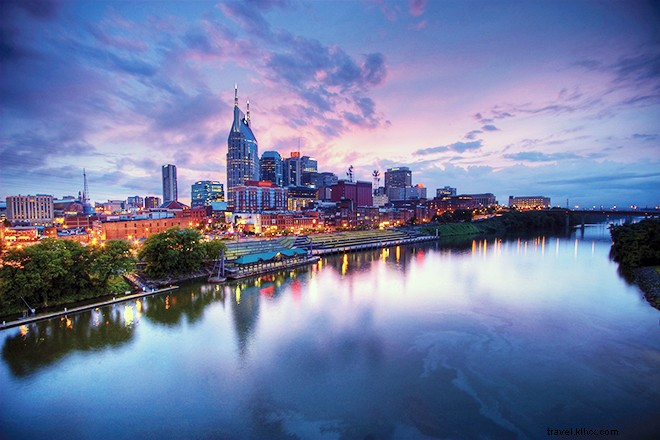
[414,141,483,156]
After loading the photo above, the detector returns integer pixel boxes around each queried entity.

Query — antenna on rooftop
[82,168,94,215]
[83,168,90,205]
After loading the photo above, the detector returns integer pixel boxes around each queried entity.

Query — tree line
[609,219,660,268]
[0,227,226,317]
[0,239,135,316]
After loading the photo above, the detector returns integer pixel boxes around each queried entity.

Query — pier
[0,285,179,331]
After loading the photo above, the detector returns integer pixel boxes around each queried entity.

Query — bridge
[568,209,659,217]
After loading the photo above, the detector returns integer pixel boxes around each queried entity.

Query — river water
[1,225,659,439]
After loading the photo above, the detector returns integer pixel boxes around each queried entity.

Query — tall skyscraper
[260,151,283,186]
[227,85,259,206]
[191,181,225,208]
[162,164,178,203]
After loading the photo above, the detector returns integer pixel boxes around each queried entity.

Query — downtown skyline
[1,0,659,208]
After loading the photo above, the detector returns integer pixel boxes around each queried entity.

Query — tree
[88,240,135,289]
[610,220,660,268]
[0,238,139,316]
[202,239,227,261]
[138,228,206,278]
[0,239,87,309]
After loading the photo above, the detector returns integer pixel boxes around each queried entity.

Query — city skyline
[1,0,659,208]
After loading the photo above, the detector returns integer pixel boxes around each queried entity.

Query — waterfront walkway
[0,286,179,331]
[307,230,435,255]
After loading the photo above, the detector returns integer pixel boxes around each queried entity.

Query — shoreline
[0,286,179,331]
[0,228,574,323]
[631,267,660,310]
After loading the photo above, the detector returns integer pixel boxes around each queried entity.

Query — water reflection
[2,308,134,377]
[0,232,620,380]
[2,230,658,439]
[141,286,222,326]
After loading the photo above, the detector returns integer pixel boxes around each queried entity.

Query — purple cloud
[504,151,581,162]
[632,133,658,141]
[414,140,483,155]
[5,0,62,20]
[409,0,426,17]
[153,89,227,131]
[465,130,483,140]
[362,53,387,85]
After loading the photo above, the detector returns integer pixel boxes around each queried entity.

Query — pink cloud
[409,0,426,17]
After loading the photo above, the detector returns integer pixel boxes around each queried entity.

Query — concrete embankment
[0,286,179,331]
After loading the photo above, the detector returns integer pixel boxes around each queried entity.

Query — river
[1,224,659,439]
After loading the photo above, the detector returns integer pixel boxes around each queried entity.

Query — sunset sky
[2,0,659,208]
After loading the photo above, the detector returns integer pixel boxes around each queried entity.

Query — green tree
[88,240,135,290]
[138,228,206,278]
[610,219,660,268]
[0,239,91,310]
[0,238,139,316]
[201,239,227,261]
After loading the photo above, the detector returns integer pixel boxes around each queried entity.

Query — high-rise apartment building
[162,164,178,203]
[6,194,54,225]
[227,85,259,206]
[283,152,317,187]
[232,181,287,212]
[144,196,161,209]
[301,156,318,187]
[260,151,283,186]
[191,181,225,208]
[385,167,412,189]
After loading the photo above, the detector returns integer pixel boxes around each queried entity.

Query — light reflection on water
[1,230,659,439]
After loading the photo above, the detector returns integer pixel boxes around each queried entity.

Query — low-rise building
[6,194,54,226]
[330,180,372,208]
[94,207,208,241]
[508,196,551,210]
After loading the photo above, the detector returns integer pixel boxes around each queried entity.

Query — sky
[1,0,659,209]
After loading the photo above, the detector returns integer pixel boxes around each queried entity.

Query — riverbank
[0,285,179,330]
[631,267,660,310]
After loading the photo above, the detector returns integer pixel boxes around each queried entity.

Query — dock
[0,285,179,331]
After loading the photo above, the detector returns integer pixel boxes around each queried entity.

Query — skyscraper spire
[227,85,259,208]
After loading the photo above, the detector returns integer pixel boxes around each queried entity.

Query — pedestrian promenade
[0,286,179,331]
